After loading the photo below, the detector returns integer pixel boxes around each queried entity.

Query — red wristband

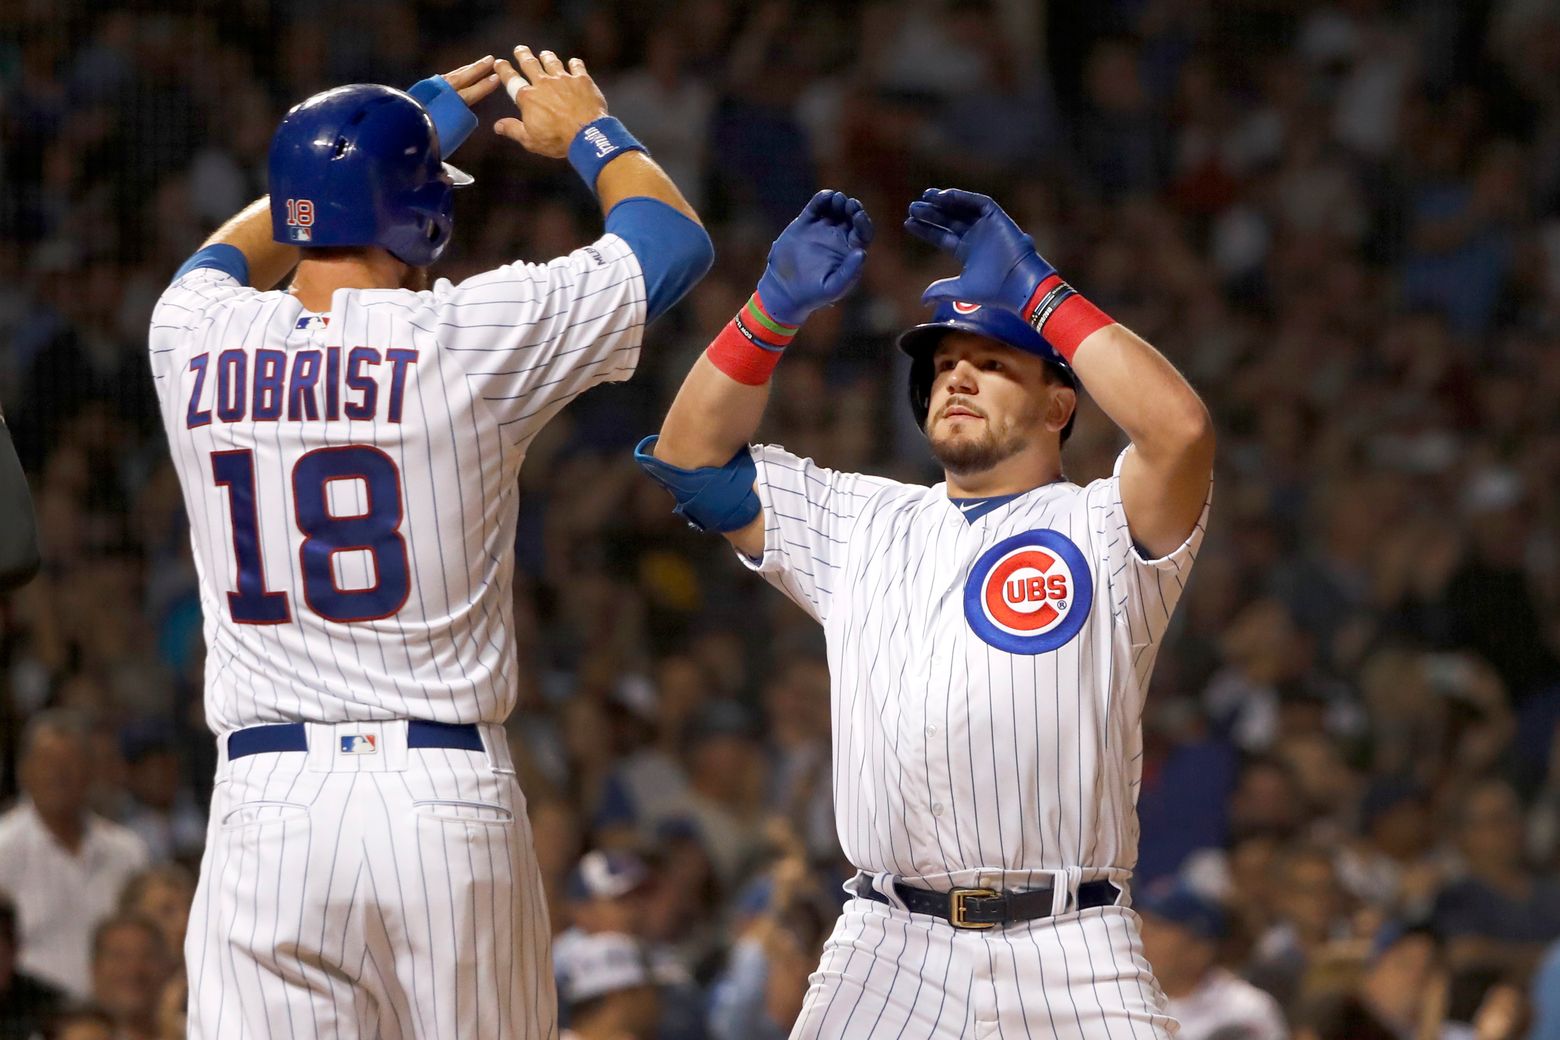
[1021,274,1114,362]
[705,293,798,385]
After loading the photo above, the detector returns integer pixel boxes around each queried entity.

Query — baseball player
[148,48,711,1038]
[637,188,1213,1037]
[0,404,40,590]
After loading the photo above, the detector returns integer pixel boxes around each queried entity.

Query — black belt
[227,720,483,760]
[864,878,1120,929]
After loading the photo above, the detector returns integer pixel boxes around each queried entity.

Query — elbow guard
[633,436,761,534]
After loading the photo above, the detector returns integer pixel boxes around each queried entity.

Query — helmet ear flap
[908,352,933,432]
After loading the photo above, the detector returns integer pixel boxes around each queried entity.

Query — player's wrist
[753,267,815,328]
[705,291,799,385]
[408,76,479,157]
[567,116,646,194]
[1018,270,1115,363]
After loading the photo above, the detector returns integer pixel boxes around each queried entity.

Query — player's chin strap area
[633,435,762,535]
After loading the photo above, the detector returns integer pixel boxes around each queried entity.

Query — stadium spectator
[1432,778,1560,972]
[117,865,194,972]
[555,931,661,1040]
[1137,882,1287,1040]
[0,895,64,1040]
[0,711,149,999]
[88,915,169,1040]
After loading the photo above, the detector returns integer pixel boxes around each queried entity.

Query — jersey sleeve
[149,261,253,377]
[1086,446,1211,648]
[431,233,647,443]
[737,445,891,624]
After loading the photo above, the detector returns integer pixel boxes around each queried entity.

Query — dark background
[2,1,1560,1038]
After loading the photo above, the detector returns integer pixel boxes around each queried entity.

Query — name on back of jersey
[184,346,420,429]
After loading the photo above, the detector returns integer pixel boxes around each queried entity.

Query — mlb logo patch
[340,734,377,755]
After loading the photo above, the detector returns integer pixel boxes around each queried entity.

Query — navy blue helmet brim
[896,319,1079,388]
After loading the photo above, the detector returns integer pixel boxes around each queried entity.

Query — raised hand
[493,45,608,158]
[903,188,1055,314]
[440,56,501,107]
[757,190,874,327]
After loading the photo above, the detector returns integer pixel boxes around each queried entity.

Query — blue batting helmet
[897,299,1079,438]
[268,84,471,268]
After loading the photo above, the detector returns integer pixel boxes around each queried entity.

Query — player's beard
[926,401,1034,476]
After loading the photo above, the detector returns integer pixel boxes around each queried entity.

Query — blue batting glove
[755,190,874,327]
[903,188,1055,313]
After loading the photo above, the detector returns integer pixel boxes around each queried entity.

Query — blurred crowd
[3,0,1560,1038]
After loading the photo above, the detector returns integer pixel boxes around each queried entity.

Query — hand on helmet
[756,190,874,327]
[493,45,609,157]
[903,188,1055,314]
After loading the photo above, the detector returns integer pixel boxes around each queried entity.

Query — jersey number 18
[210,446,411,624]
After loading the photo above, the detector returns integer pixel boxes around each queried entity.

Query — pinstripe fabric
[742,445,1209,1037]
[152,239,643,1038]
[148,236,646,731]
[185,725,553,1039]
[789,899,1174,1040]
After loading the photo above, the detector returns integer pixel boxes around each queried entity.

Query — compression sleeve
[171,244,249,285]
[604,197,713,323]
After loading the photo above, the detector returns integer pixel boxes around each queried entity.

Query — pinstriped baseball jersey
[743,444,1209,887]
[148,236,645,733]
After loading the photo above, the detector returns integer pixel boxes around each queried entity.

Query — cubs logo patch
[963,530,1093,654]
[952,300,982,314]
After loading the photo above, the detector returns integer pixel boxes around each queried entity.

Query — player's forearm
[1069,325,1214,467]
[576,131,712,322]
[597,150,701,227]
[202,197,300,290]
[0,418,41,590]
[656,355,771,469]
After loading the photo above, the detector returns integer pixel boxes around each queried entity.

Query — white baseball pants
[789,885,1177,1039]
[185,720,555,1039]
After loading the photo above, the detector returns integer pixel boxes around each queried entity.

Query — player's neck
[289,249,408,312]
[943,450,1063,499]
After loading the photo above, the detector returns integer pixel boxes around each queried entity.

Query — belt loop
[1049,869,1074,917]
[479,723,515,774]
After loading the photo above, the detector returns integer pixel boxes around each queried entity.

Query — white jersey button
[931,802,944,816]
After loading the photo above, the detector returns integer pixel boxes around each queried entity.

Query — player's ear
[1045,384,1077,435]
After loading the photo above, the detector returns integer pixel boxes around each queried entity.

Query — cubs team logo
[952,300,982,314]
[963,530,1093,654]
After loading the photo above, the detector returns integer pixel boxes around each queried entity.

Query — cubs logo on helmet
[951,301,982,314]
[963,530,1092,654]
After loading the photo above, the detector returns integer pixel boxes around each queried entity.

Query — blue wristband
[407,76,478,157]
[567,117,647,194]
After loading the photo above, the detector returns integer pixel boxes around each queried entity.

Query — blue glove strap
[633,436,761,535]
[1004,250,1057,314]
[754,267,809,328]
[408,77,478,157]
[568,117,647,195]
